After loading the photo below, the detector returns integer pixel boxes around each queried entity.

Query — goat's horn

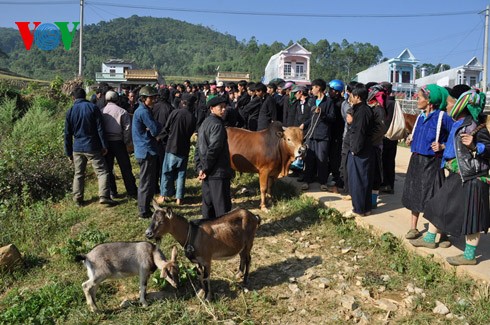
[171,246,178,261]
[152,199,161,211]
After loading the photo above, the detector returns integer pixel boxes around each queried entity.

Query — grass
[1,160,490,324]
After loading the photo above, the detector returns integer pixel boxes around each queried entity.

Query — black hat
[207,96,227,108]
[449,84,471,99]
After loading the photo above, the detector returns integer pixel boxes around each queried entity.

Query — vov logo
[15,22,80,51]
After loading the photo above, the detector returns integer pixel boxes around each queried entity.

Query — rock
[288,284,300,294]
[0,244,23,271]
[309,244,321,249]
[340,295,358,311]
[360,289,371,298]
[295,217,302,223]
[237,187,249,194]
[414,287,424,294]
[378,286,386,293]
[318,277,331,285]
[356,281,362,286]
[375,298,398,312]
[289,277,297,283]
[341,247,352,254]
[120,300,132,308]
[406,283,415,293]
[224,320,236,325]
[319,283,328,289]
[433,300,450,315]
[338,239,346,245]
[381,275,390,282]
[403,295,416,309]
[288,306,295,312]
[446,313,454,320]
[299,309,307,315]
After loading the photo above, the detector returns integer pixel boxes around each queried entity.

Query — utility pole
[483,5,489,93]
[78,0,84,77]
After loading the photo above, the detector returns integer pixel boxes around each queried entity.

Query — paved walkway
[285,145,490,283]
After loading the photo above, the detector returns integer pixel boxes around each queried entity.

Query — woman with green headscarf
[416,89,490,266]
[402,84,454,242]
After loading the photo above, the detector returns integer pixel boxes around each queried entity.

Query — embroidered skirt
[423,172,490,237]
[401,153,444,213]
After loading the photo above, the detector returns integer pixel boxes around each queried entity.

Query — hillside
[0,16,383,82]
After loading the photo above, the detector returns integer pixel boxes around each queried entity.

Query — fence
[398,99,490,114]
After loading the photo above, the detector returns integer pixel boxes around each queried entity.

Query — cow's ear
[276,131,284,138]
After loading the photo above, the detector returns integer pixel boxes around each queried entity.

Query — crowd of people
[64,77,490,266]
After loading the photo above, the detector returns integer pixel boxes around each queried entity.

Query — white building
[355,49,419,95]
[263,43,311,85]
[95,59,164,87]
[415,57,483,88]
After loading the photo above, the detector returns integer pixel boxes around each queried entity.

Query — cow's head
[280,126,306,159]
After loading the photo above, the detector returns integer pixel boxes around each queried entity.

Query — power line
[85,2,477,19]
[0,1,77,4]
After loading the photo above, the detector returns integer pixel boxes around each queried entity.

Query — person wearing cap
[290,85,311,127]
[100,90,138,200]
[257,83,279,130]
[156,93,197,206]
[64,87,116,207]
[280,81,295,125]
[243,83,264,131]
[300,78,336,190]
[195,96,233,219]
[132,86,162,218]
[414,89,490,265]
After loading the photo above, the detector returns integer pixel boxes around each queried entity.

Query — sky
[1,0,490,70]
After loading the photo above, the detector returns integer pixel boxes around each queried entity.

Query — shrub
[0,96,71,202]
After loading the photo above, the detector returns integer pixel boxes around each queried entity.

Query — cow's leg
[258,172,269,211]
[267,176,275,199]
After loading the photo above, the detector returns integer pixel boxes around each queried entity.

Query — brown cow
[227,121,305,211]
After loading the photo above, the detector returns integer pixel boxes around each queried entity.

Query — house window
[296,62,305,78]
[469,76,477,87]
[402,71,410,83]
[109,69,116,77]
[284,62,291,77]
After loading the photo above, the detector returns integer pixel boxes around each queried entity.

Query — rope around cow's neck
[304,107,321,140]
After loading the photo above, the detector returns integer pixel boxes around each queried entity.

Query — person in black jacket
[300,79,335,190]
[156,94,196,206]
[243,83,264,131]
[346,83,375,217]
[380,82,397,194]
[257,85,278,130]
[195,96,234,219]
[153,88,174,193]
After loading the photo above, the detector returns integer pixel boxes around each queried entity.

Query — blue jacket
[410,110,453,156]
[132,101,161,159]
[64,98,107,156]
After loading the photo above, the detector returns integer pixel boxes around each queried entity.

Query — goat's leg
[139,271,150,307]
[202,264,212,301]
[236,251,247,280]
[196,264,206,300]
[82,279,98,312]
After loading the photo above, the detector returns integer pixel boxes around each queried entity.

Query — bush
[0,96,71,203]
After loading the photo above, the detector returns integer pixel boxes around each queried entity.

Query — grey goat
[76,242,179,312]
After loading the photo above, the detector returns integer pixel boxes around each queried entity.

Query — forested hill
[0,15,383,82]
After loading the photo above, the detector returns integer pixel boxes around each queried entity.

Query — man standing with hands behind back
[195,96,233,219]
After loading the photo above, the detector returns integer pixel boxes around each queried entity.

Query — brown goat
[145,204,261,301]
